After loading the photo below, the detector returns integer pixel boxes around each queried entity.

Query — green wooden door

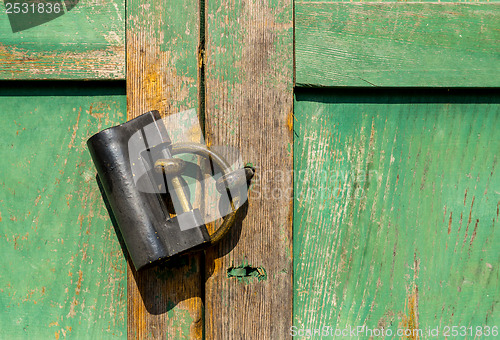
[0,2,127,337]
[294,1,499,338]
[1,0,295,338]
[2,0,499,338]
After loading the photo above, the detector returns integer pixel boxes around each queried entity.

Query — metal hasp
[87,110,254,271]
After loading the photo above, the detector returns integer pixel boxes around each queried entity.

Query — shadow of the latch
[96,174,248,314]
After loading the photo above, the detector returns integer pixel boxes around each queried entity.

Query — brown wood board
[204,0,294,338]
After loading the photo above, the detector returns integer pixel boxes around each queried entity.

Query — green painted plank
[294,90,499,337]
[297,0,496,2]
[0,94,127,338]
[204,0,294,338]
[0,0,125,79]
[296,3,500,87]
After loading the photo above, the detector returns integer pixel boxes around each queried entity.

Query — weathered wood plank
[0,0,125,80]
[0,94,127,338]
[204,0,294,338]
[296,2,500,87]
[297,0,491,2]
[126,0,204,338]
[294,90,499,337]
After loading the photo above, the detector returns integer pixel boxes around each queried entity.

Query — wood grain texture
[297,0,492,2]
[0,95,127,338]
[294,90,499,337]
[295,2,500,87]
[204,0,294,338]
[0,0,125,80]
[126,0,204,338]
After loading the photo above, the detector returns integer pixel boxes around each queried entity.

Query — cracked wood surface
[126,0,293,338]
[0,0,125,80]
[126,0,205,338]
[204,0,294,338]
[294,90,499,336]
[0,93,127,338]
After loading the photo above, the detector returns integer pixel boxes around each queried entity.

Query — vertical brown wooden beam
[126,0,204,338]
[204,0,294,338]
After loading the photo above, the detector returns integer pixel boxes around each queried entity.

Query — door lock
[87,110,254,271]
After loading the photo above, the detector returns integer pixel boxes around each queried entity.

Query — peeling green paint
[227,260,267,283]
[165,304,195,340]
[0,94,127,338]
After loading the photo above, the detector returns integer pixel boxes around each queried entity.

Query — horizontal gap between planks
[295,87,500,104]
[0,80,126,96]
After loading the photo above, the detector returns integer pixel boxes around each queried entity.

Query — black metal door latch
[87,110,254,271]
